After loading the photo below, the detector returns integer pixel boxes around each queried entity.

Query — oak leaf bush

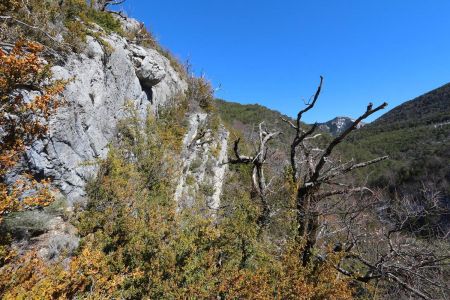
[0,40,64,220]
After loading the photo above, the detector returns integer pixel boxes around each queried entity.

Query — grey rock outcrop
[20,30,187,205]
[129,44,166,88]
[175,113,229,214]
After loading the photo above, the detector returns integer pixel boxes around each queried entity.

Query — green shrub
[200,182,215,197]
[64,20,87,52]
[189,158,202,171]
[82,8,123,34]
[187,76,216,113]
[185,174,196,186]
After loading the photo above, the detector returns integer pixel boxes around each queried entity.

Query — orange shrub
[0,40,64,220]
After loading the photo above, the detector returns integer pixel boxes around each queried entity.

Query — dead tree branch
[229,123,281,228]
[282,76,324,183]
[95,0,127,11]
[310,102,388,183]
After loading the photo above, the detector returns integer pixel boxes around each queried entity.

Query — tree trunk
[297,186,311,237]
[297,187,320,266]
[253,164,270,229]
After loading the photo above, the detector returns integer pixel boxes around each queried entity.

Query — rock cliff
[13,24,187,205]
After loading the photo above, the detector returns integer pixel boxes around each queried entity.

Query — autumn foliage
[0,247,124,299]
[0,40,64,219]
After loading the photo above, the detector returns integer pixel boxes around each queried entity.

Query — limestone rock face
[175,113,229,214]
[21,31,187,205]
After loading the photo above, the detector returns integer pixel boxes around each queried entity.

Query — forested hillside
[216,99,297,148]
[373,83,450,129]
[345,83,450,200]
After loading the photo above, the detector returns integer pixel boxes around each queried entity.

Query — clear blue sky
[120,0,450,123]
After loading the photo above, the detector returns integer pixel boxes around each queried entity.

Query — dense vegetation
[216,88,449,299]
[372,83,450,129]
[216,98,295,146]
[0,101,355,299]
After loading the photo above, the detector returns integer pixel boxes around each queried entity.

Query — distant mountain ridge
[317,117,365,136]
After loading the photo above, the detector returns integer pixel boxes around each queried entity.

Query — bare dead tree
[281,77,388,266]
[100,0,126,11]
[276,77,449,299]
[229,122,281,228]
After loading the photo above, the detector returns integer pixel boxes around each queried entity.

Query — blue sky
[120,0,450,123]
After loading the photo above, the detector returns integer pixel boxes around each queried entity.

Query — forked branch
[229,123,281,228]
[283,76,324,182]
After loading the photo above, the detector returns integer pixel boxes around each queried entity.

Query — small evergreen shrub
[83,8,123,34]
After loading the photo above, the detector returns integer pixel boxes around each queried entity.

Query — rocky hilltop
[317,116,365,136]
